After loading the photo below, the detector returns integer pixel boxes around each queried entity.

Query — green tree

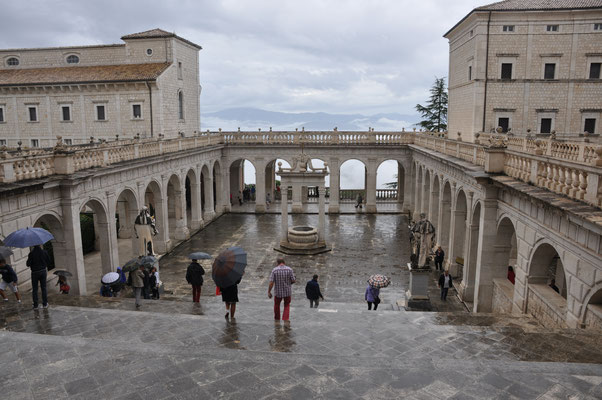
[415,77,448,132]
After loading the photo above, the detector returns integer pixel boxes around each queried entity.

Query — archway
[430,175,440,228]
[144,180,167,253]
[340,159,366,205]
[461,200,481,303]
[80,199,114,294]
[115,188,139,265]
[185,168,201,231]
[528,243,567,297]
[229,159,256,208]
[583,288,602,330]
[440,182,452,262]
[376,160,404,206]
[167,174,187,240]
[33,213,66,292]
[450,189,467,279]
[201,164,212,218]
[266,158,292,204]
[213,161,221,212]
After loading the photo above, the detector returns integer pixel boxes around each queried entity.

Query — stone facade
[446,4,602,141]
[0,29,201,148]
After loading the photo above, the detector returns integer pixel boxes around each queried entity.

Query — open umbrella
[3,227,54,248]
[138,255,158,267]
[0,246,14,260]
[101,272,120,285]
[212,247,247,288]
[122,258,140,273]
[368,274,391,289]
[53,269,73,277]
[188,252,212,260]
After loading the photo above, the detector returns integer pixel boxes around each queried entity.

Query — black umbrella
[212,247,247,288]
[53,269,73,277]
[188,252,212,260]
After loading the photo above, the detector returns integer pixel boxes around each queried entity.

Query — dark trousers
[441,287,449,301]
[435,259,443,270]
[192,285,201,302]
[309,298,320,308]
[142,286,151,299]
[152,287,160,299]
[31,269,48,307]
[367,301,378,310]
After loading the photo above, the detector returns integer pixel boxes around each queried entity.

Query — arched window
[178,91,184,120]
[66,55,79,64]
[6,57,19,66]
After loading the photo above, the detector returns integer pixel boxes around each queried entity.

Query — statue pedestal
[405,263,432,311]
[135,224,155,257]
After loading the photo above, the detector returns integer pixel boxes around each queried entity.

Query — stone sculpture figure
[410,213,436,268]
[134,207,158,236]
[134,206,158,256]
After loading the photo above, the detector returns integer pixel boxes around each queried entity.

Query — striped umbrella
[367,274,391,289]
[212,247,247,288]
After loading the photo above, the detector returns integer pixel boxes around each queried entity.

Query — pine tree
[415,77,448,132]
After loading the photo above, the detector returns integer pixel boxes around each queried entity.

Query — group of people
[0,245,50,309]
[127,265,160,307]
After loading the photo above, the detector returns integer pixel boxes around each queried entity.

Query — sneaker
[32,304,39,310]
[3,298,7,302]
[17,300,21,304]
[42,304,49,309]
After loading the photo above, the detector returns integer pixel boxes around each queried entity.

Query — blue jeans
[31,269,48,307]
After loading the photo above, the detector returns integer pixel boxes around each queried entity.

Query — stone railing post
[53,153,75,175]
[1,161,16,183]
[134,143,140,158]
[484,148,505,173]
[584,172,601,206]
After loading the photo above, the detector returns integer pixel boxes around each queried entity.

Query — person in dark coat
[0,258,21,303]
[186,259,205,303]
[221,278,241,320]
[434,246,445,271]
[142,268,151,299]
[305,274,324,308]
[26,245,51,309]
[438,270,453,301]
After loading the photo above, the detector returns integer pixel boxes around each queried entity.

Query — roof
[0,62,171,86]
[121,28,202,50]
[444,0,602,37]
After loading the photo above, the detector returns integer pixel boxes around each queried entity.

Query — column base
[203,210,216,222]
[366,204,377,213]
[328,204,340,214]
[174,225,190,241]
[189,220,202,231]
[255,204,266,213]
[457,281,474,303]
[291,204,303,213]
[154,239,171,254]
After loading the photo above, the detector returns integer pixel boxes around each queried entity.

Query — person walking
[365,285,380,310]
[355,193,363,209]
[0,258,21,303]
[268,258,296,321]
[186,259,205,303]
[150,266,160,299]
[434,246,445,271]
[305,274,324,308]
[132,265,145,308]
[266,192,272,210]
[221,278,241,320]
[26,245,50,309]
[438,269,453,301]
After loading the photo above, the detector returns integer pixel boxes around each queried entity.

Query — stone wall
[583,304,602,331]
[492,278,514,314]
[526,284,568,328]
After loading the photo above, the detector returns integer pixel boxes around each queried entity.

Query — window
[96,105,106,121]
[64,139,73,145]
[501,63,513,79]
[178,91,184,120]
[544,63,556,80]
[177,61,183,80]
[132,104,142,119]
[146,48,153,56]
[584,118,596,134]
[0,106,4,123]
[503,25,514,32]
[498,118,510,133]
[0,139,6,146]
[590,63,601,79]
[28,106,38,122]
[30,139,39,148]
[546,25,559,32]
[6,57,19,66]
[468,66,472,81]
[66,55,79,64]
[61,105,71,121]
[594,23,602,30]
[540,118,552,134]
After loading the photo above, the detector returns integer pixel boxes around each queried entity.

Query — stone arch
[376,159,405,204]
[339,158,366,203]
[143,179,167,253]
[461,199,481,302]
[450,188,468,279]
[33,212,65,272]
[430,174,440,227]
[167,173,187,240]
[115,187,139,264]
[265,158,292,203]
[581,284,602,330]
[229,158,257,205]
[185,168,201,231]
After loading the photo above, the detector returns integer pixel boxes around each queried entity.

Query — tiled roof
[121,28,202,50]
[0,62,170,86]
[476,0,602,11]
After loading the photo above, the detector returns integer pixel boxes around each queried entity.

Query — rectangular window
[498,118,510,133]
[468,66,472,81]
[544,63,556,79]
[501,63,513,80]
[594,23,602,30]
[28,106,37,122]
[590,63,601,79]
[96,105,106,121]
[0,106,4,122]
[132,104,142,119]
[546,25,559,32]
[61,106,71,121]
[31,139,39,148]
[540,118,552,134]
[177,61,183,80]
[0,139,6,146]
[64,138,73,145]
[584,118,596,134]
[503,25,514,32]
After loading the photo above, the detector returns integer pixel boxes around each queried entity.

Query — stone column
[459,193,477,302]
[222,166,231,212]
[103,191,120,273]
[204,171,216,221]
[174,176,190,240]
[302,186,309,203]
[265,163,274,200]
[428,180,437,222]
[61,195,86,295]
[154,176,170,253]
[402,165,413,213]
[292,183,303,213]
[473,198,501,312]
[397,165,404,205]
[445,183,461,272]
[413,165,422,221]
[280,183,289,245]
[189,177,202,231]
[255,160,266,213]
[366,159,377,213]
[116,200,132,239]
[328,158,340,213]
[436,183,444,238]
[318,185,326,243]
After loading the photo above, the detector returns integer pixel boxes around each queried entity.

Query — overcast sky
[1,0,485,116]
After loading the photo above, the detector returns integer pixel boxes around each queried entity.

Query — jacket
[365,286,380,302]
[132,269,145,288]
[0,265,18,283]
[305,279,323,300]
[26,247,50,272]
[438,273,453,288]
[186,262,205,286]
[434,249,445,262]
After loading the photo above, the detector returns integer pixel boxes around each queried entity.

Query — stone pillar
[174,181,190,240]
[104,191,120,273]
[154,177,170,253]
[439,192,451,261]
[397,165,404,205]
[328,158,340,213]
[265,163,274,200]
[473,198,501,312]
[61,196,86,295]
[413,165,422,221]
[292,183,303,213]
[222,166,231,212]
[204,171,215,221]
[366,159,377,213]
[255,160,266,213]
[318,185,326,243]
[189,178,202,230]
[116,200,132,239]
[459,193,477,302]
[402,165,413,213]
[280,183,289,245]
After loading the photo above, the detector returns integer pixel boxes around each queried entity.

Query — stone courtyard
[1,214,602,399]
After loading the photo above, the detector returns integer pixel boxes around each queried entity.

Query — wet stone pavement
[1,214,601,399]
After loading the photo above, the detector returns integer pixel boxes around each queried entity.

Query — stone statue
[410,213,436,268]
[134,206,158,256]
[279,150,327,173]
[134,206,158,236]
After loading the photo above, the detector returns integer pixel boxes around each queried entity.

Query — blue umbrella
[188,252,212,260]
[3,227,54,248]
[212,247,247,288]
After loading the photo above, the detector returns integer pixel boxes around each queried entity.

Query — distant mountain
[200,107,419,132]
